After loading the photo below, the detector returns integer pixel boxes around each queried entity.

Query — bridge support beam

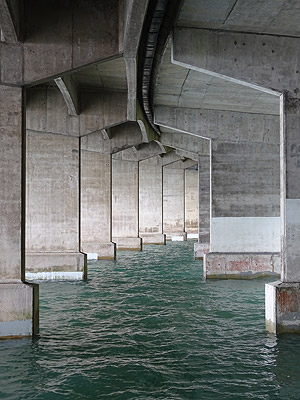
[112,155,142,251]
[0,85,38,338]
[139,155,166,245]
[266,95,300,333]
[204,139,281,279]
[25,130,86,280]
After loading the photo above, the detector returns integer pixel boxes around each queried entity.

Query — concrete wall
[211,139,280,252]
[26,131,80,253]
[163,161,185,239]
[139,155,163,234]
[185,168,199,236]
[112,157,141,249]
[81,151,115,258]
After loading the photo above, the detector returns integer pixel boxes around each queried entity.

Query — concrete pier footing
[112,237,142,251]
[25,252,87,280]
[82,242,116,260]
[0,283,39,339]
[139,234,166,245]
[266,282,300,334]
[204,252,281,279]
[194,242,210,260]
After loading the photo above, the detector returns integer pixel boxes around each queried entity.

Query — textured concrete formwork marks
[112,156,141,250]
[0,0,122,86]
[81,151,115,260]
[25,130,86,279]
[163,161,186,241]
[0,85,39,337]
[139,155,166,245]
[185,168,199,236]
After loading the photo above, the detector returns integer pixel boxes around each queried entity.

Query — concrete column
[185,166,199,239]
[163,160,187,241]
[266,95,300,333]
[112,157,142,250]
[0,85,38,338]
[81,150,115,260]
[194,155,211,259]
[204,139,281,279]
[25,131,86,280]
[139,155,166,245]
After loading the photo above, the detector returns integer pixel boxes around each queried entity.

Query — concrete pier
[25,130,86,280]
[112,156,142,251]
[139,155,166,245]
[163,160,187,241]
[204,139,281,279]
[0,85,39,338]
[185,167,199,239]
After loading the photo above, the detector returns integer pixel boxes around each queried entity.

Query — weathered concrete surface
[266,282,300,334]
[163,161,186,240]
[112,157,141,250]
[81,121,146,154]
[0,0,122,85]
[81,151,115,260]
[139,155,165,245]
[155,106,280,143]
[185,168,199,236]
[194,154,210,259]
[0,283,39,338]
[204,253,280,280]
[0,85,39,338]
[26,87,128,138]
[26,130,85,278]
[172,27,300,96]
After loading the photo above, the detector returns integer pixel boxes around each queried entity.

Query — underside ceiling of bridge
[177,0,300,37]
[154,42,279,116]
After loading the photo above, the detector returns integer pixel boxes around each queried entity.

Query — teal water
[1,241,300,399]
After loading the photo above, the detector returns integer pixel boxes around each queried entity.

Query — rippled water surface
[1,241,300,399]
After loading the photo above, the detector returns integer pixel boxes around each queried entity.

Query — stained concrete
[185,168,199,236]
[81,151,115,260]
[139,155,166,245]
[26,130,86,278]
[112,157,141,250]
[163,161,186,240]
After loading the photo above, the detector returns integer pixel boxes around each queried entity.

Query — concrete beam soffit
[172,27,296,96]
[54,75,79,116]
[0,0,19,43]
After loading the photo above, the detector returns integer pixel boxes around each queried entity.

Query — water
[1,241,300,399]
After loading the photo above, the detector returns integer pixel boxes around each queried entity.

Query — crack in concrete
[223,0,239,25]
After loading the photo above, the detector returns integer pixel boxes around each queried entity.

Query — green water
[1,241,300,399]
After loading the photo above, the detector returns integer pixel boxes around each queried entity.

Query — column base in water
[165,232,187,242]
[0,282,39,339]
[25,252,87,280]
[266,281,300,334]
[81,242,116,260]
[204,252,280,279]
[194,242,210,260]
[112,237,142,251]
[139,233,166,245]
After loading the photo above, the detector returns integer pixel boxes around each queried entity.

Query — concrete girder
[155,106,280,144]
[173,27,300,97]
[0,0,19,43]
[54,75,79,116]
[81,121,147,155]
[0,0,122,85]
[175,149,198,161]
[159,128,210,155]
[112,140,166,162]
[26,87,128,138]
[123,0,149,120]
[160,151,185,166]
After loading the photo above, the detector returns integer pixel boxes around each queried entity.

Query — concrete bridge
[0,0,298,337]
